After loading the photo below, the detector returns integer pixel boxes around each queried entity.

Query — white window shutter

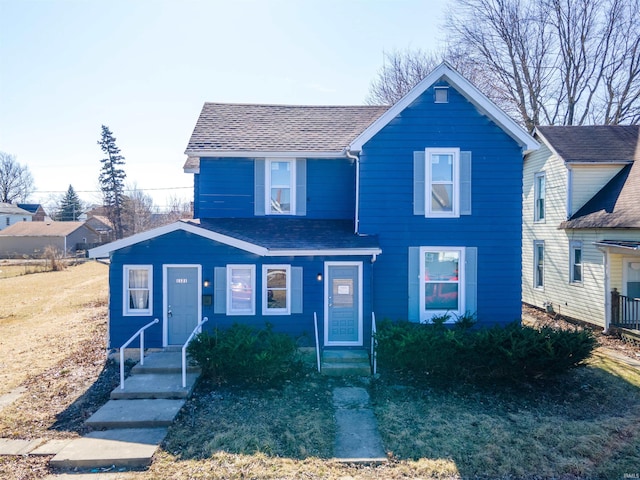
[408,247,420,322]
[464,247,477,316]
[296,159,307,216]
[413,151,425,215]
[291,267,303,313]
[214,267,227,314]
[460,151,472,215]
[254,159,265,216]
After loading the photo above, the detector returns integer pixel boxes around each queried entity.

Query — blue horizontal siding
[109,230,372,348]
[194,157,355,219]
[360,81,523,326]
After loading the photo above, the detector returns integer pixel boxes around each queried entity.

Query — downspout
[345,149,360,234]
[597,245,611,333]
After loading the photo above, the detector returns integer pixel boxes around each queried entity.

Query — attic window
[434,87,449,103]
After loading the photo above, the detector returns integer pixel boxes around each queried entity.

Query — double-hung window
[266,159,295,215]
[534,241,544,289]
[534,172,546,222]
[420,247,465,319]
[262,265,291,315]
[227,265,256,315]
[570,241,583,283]
[123,265,152,315]
[425,148,460,217]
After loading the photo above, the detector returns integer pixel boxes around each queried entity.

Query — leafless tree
[163,194,193,224]
[367,0,640,128]
[0,151,35,203]
[121,183,156,236]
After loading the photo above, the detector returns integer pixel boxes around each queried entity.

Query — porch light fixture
[203,279,210,288]
[317,273,323,282]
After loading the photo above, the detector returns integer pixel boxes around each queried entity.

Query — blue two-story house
[90,63,538,355]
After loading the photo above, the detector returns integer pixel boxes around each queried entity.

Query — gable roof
[16,203,44,214]
[184,103,390,158]
[349,62,539,153]
[536,125,640,163]
[0,203,33,216]
[0,221,93,237]
[561,157,640,229]
[89,219,381,258]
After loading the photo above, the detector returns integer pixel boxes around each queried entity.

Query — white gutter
[345,149,360,234]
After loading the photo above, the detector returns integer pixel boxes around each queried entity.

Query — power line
[34,186,192,194]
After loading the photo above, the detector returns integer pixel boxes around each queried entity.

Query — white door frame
[162,264,202,347]
[324,261,363,347]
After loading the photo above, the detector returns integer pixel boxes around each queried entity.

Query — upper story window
[123,265,153,316]
[266,159,296,215]
[426,148,460,217]
[434,87,449,103]
[570,241,583,284]
[534,172,546,222]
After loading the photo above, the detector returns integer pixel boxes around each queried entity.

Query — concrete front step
[50,428,167,469]
[110,372,199,400]
[131,351,200,375]
[86,399,186,429]
[323,349,370,363]
[322,362,371,376]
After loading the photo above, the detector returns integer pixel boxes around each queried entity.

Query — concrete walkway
[332,386,387,463]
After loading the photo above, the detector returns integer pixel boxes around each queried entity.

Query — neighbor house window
[227,265,255,315]
[262,265,291,315]
[534,172,546,222]
[420,247,465,320]
[534,241,544,289]
[570,241,583,283]
[425,148,460,217]
[266,159,296,215]
[123,265,153,316]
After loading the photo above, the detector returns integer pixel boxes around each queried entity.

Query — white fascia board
[88,221,268,258]
[350,62,539,153]
[183,150,345,159]
[266,248,382,257]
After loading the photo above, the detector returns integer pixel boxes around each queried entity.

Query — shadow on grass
[50,358,133,435]
[370,357,640,480]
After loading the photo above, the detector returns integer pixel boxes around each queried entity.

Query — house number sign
[175,278,188,284]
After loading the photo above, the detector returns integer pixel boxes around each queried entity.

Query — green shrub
[375,319,596,383]
[187,323,300,384]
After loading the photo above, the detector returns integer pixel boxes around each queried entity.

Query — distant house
[85,215,114,243]
[0,203,33,231]
[523,125,640,331]
[17,203,48,222]
[90,62,538,354]
[0,221,101,258]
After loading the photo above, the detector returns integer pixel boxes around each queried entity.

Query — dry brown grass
[0,261,108,395]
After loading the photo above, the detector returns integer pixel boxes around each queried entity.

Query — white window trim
[226,264,256,316]
[534,240,544,290]
[425,148,460,218]
[123,265,153,316]
[265,158,296,215]
[262,264,291,315]
[534,172,546,223]
[419,246,465,322]
[570,241,583,284]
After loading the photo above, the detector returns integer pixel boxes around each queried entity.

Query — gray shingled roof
[537,125,640,163]
[184,103,390,154]
[0,221,90,236]
[189,218,379,251]
[0,203,33,216]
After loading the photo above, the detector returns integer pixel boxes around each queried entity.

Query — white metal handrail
[119,318,159,389]
[314,312,321,373]
[181,317,208,388]
[371,312,377,375]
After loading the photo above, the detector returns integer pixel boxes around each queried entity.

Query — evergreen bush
[375,318,596,383]
[187,323,300,384]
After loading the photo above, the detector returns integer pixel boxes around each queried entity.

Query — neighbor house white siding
[569,164,625,216]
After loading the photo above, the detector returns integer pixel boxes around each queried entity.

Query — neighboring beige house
[0,203,33,230]
[523,125,640,331]
[0,221,101,258]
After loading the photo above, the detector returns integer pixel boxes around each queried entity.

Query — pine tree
[98,125,127,239]
[56,184,83,221]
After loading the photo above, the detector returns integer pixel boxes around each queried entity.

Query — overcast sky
[0,0,448,210]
